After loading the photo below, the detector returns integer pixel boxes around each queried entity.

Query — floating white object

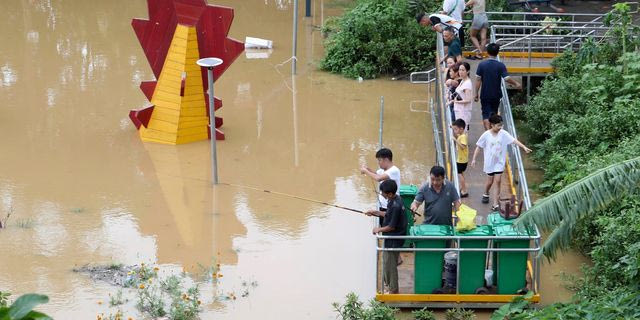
[245,36,273,49]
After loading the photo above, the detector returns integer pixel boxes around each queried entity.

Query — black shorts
[480,98,501,119]
[456,162,468,173]
[488,171,503,176]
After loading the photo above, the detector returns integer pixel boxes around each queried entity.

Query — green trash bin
[411,224,452,294]
[487,212,514,227]
[494,224,531,294]
[487,212,513,285]
[400,185,418,247]
[455,225,492,294]
[399,185,417,228]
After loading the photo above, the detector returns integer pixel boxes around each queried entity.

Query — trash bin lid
[454,225,492,236]
[410,224,452,236]
[399,184,418,196]
[494,224,531,237]
[487,213,514,226]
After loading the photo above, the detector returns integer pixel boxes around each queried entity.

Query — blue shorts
[481,98,501,119]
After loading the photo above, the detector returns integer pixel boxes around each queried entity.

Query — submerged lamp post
[197,57,224,185]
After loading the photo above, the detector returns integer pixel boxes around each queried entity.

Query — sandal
[491,204,500,211]
[460,192,469,198]
[481,194,490,204]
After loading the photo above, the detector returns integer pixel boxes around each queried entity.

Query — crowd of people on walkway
[359,0,534,294]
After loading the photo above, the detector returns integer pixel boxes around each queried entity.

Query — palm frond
[515,156,640,260]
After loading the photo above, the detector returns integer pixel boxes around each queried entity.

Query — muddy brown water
[0,0,583,319]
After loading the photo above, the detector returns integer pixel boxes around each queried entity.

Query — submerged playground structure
[128,0,244,144]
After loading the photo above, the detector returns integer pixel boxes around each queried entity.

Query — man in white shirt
[416,13,465,45]
[360,148,401,212]
[443,0,466,44]
[442,0,465,22]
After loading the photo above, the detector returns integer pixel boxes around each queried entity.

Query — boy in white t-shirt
[361,148,401,211]
[470,114,531,211]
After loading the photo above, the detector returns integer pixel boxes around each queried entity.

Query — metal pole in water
[207,68,218,184]
[305,0,311,17]
[379,96,384,148]
[197,58,224,185]
[292,0,299,75]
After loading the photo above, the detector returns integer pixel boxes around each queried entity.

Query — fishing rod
[219,182,365,214]
[218,182,421,217]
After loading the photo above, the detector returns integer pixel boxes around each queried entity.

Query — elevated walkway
[372,8,631,308]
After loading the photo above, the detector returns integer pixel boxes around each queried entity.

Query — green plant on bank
[0,293,9,308]
[411,307,436,320]
[108,290,125,307]
[332,293,397,320]
[134,271,201,320]
[504,287,640,319]
[490,291,533,320]
[0,294,52,320]
[445,308,476,320]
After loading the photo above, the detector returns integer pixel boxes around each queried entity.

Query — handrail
[436,34,461,193]
[430,99,445,167]
[499,25,552,48]
[410,68,437,84]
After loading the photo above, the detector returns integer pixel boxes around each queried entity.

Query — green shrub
[0,293,52,320]
[321,0,438,79]
[332,293,397,320]
[412,307,436,320]
[445,307,476,320]
[508,286,640,319]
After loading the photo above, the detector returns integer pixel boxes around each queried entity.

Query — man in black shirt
[365,180,407,294]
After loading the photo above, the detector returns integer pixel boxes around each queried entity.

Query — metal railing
[375,230,542,297]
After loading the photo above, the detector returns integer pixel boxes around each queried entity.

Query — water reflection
[0,0,434,318]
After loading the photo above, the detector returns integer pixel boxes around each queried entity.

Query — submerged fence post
[292,0,299,74]
[379,96,384,148]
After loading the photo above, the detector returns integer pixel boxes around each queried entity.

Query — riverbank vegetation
[511,2,640,318]
[320,0,511,79]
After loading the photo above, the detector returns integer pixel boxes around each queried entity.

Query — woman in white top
[452,62,473,130]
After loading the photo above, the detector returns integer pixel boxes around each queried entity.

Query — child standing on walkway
[452,119,469,198]
[470,114,531,211]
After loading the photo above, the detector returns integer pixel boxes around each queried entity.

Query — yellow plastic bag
[455,204,477,232]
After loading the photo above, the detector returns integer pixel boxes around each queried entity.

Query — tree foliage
[321,0,438,79]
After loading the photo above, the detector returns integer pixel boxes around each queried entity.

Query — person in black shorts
[452,119,469,197]
[474,43,521,130]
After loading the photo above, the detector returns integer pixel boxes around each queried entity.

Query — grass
[70,207,86,214]
[109,290,126,307]
[15,218,35,228]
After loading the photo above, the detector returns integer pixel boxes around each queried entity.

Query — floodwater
[0,0,583,319]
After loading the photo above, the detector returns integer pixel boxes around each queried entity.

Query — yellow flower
[197,300,202,305]
[139,284,145,289]
[97,300,102,305]
[153,267,159,272]
[128,317,134,320]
